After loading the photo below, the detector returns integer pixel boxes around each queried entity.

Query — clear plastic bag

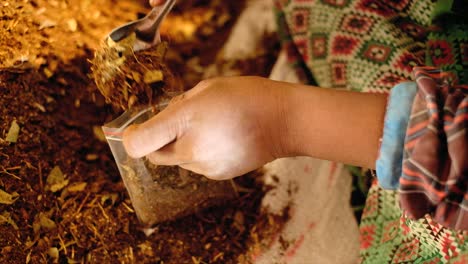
[102,105,236,227]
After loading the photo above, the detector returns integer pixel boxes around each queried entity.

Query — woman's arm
[282,84,387,169]
[123,76,387,179]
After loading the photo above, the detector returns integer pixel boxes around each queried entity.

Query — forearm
[279,83,387,168]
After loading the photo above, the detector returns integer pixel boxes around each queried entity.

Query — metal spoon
[108,0,176,51]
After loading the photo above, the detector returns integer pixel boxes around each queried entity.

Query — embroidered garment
[360,182,467,263]
[275,0,431,92]
[274,0,468,262]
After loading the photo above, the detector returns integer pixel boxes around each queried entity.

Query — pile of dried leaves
[1,0,286,263]
[91,39,182,110]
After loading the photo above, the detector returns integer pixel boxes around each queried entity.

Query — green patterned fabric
[426,14,468,83]
[274,0,468,262]
[275,0,434,92]
[360,182,468,263]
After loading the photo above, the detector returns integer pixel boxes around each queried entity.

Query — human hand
[123,77,291,180]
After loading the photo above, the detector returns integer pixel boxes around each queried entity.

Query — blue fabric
[376,82,417,190]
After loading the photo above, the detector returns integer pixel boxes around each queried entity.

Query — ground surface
[0,0,285,263]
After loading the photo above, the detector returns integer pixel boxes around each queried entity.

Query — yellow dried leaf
[39,213,56,230]
[67,182,87,192]
[33,102,46,112]
[25,238,35,248]
[154,42,168,57]
[131,71,141,83]
[123,84,129,100]
[137,241,154,257]
[0,189,19,204]
[0,212,19,229]
[100,193,118,206]
[143,70,164,84]
[46,166,69,193]
[115,56,126,67]
[66,18,78,32]
[5,120,20,143]
[217,13,231,26]
[48,247,59,260]
[38,19,57,30]
[192,256,201,264]
[128,95,137,108]
[93,126,106,142]
[177,20,197,39]
[85,154,98,161]
[33,220,41,234]
[44,68,54,78]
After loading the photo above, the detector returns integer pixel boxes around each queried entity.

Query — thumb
[122,108,181,158]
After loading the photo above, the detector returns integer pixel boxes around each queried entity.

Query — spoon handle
[136,0,176,42]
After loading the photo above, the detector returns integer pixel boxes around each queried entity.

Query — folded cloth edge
[376,81,417,190]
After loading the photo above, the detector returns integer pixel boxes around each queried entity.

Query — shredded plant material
[1,0,286,263]
[91,36,183,110]
[124,161,237,226]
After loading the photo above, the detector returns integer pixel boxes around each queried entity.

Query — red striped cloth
[400,67,468,230]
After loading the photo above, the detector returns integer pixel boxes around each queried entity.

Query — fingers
[145,139,190,166]
[149,0,165,7]
[169,79,214,103]
[164,79,210,107]
[178,163,236,181]
[123,79,219,165]
[122,106,182,158]
[146,151,179,166]
[122,79,212,160]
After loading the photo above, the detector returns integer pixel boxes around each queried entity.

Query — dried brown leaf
[33,102,46,112]
[48,247,59,260]
[92,126,106,142]
[66,19,78,32]
[38,19,57,30]
[100,193,118,206]
[85,154,98,161]
[44,68,54,78]
[0,211,19,229]
[5,119,20,143]
[0,189,19,204]
[46,166,69,192]
[143,70,164,84]
[67,182,87,192]
[39,213,57,231]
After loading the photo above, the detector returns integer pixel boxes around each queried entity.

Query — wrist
[264,79,305,159]
[280,84,388,168]
[279,83,319,157]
